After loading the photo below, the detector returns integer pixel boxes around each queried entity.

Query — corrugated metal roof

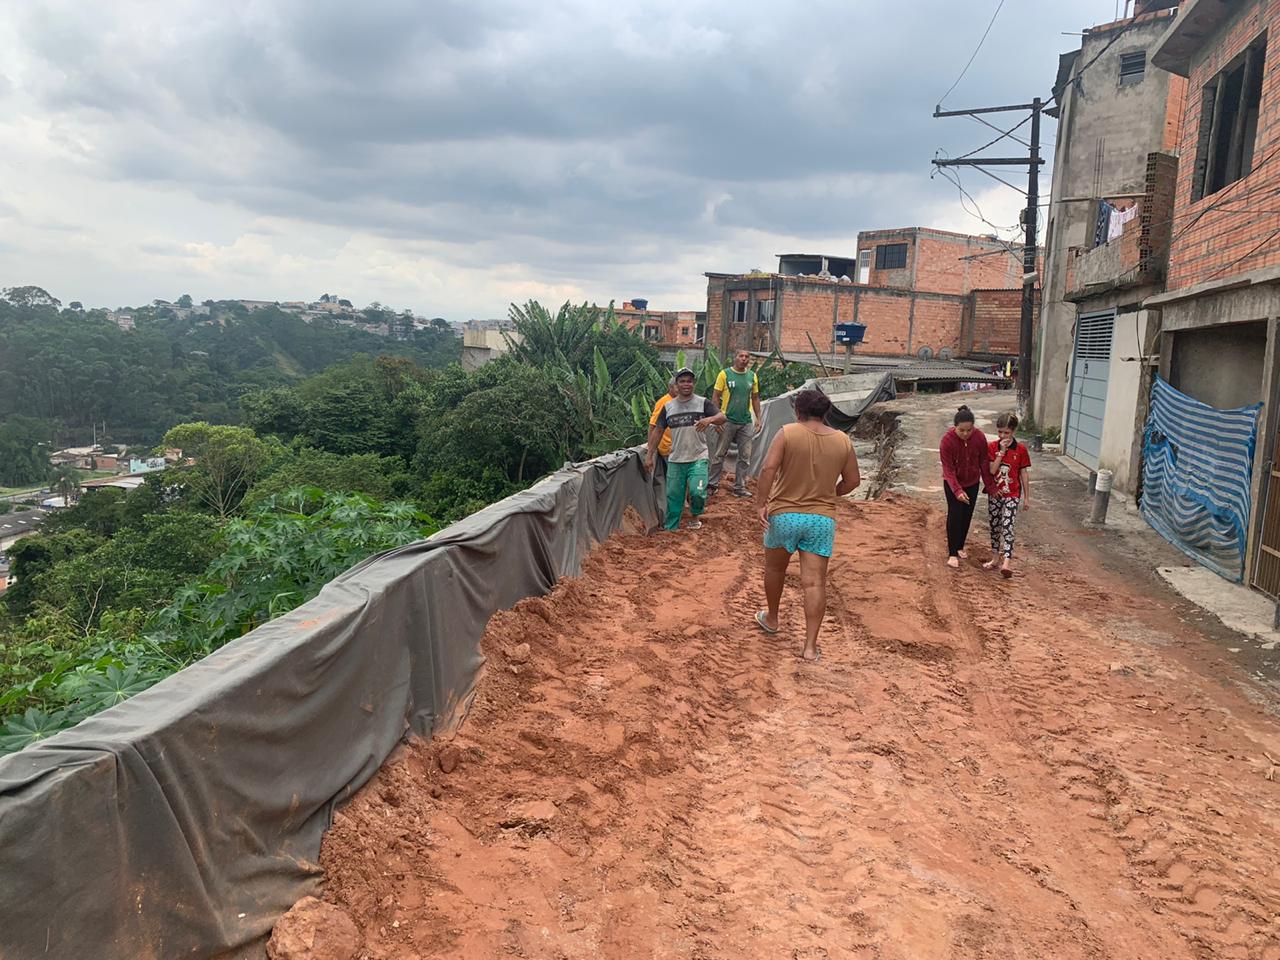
[879,363,1006,383]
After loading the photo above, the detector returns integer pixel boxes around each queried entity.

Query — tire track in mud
[319,492,1280,960]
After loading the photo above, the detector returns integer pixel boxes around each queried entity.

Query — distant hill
[0,299,460,445]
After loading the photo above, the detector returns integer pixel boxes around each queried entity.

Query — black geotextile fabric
[0,373,891,960]
[0,448,662,960]
[744,372,895,476]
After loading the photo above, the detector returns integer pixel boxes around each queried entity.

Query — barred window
[875,243,908,270]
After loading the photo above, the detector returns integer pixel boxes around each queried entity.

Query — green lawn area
[0,484,44,497]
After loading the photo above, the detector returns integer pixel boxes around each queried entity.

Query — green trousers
[665,458,708,530]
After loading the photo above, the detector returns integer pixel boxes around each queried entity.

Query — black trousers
[944,482,980,557]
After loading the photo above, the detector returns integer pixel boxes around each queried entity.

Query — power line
[1049,18,1140,105]
[969,163,1029,196]
[1205,226,1280,279]
[932,164,1027,257]
[966,111,1033,150]
[937,0,1006,107]
[954,113,1033,162]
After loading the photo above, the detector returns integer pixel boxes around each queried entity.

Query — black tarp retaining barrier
[745,371,897,476]
[0,372,891,959]
[0,449,662,960]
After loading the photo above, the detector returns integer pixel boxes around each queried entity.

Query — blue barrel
[631,298,649,310]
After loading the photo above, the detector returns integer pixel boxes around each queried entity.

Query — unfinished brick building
[615,302,706,347]
[1147,0,1280,593]
[706,229,1036,361]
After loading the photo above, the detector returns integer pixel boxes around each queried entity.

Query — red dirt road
[320,493,1280,959]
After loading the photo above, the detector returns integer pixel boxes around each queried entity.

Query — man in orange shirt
[648,378,676,466]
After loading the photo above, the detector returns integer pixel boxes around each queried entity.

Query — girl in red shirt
[983,411,1031,578]
[939,405,990,568]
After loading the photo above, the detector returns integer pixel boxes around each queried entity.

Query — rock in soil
[438,745,461,773]
[266,896,361,960]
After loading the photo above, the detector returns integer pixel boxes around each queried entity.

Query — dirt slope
[320,492,1280,959]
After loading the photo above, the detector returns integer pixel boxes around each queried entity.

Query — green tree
[163,423,271,517]
[176,294,193,309]
[1,285,60,308]
[416,363,569,487]
[0,417,51,487]
[49,464,81,505]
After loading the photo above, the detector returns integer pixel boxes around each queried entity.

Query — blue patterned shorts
[763,512,837,558]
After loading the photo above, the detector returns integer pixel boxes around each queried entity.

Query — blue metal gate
[1064,311,1114,469]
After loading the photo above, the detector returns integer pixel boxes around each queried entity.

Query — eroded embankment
[316,492,1280,960]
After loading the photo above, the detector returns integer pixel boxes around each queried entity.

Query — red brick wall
[857,229,1024,295]
[1167,3,1280,289]
[852,292,916,355]
[963,289,1021,355]
[709,275,972,358]
[777,283,841,354]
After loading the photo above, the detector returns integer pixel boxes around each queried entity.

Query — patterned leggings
[988,497,1020,558]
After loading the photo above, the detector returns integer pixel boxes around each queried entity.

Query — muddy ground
[318,441,1280,958]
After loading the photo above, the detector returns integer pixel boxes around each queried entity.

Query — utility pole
[933,98,1044,418]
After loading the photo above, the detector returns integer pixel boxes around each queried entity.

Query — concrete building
[1145,0,1280,592]
[461,319,519,370]
[1034,2,1185,491]
[706,230,1037,361]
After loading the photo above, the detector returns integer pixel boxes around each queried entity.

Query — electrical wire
[937,0,1006,107]
[967,112,1034,149]
[953,113,1034,162]
[1204,226,1280,279]
[1049,17,1140,105]
[969,163,1030,196]
[931,163,1029,261]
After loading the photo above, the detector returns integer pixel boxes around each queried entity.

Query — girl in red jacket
[939,405,990,569]
[982,411,1031,578]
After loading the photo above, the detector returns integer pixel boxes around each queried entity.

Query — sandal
[755,610,778,634]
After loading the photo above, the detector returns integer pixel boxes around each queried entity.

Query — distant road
[1,488,49,504]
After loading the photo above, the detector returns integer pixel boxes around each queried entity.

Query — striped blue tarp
[1140,376,1262,581]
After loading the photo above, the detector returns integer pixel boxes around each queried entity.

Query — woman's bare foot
[946,556,960,569]
[982,557,998,570]
[1000,558,1014,579]
[957,549,968,559]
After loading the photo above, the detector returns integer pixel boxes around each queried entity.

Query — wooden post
[805,332,831,377]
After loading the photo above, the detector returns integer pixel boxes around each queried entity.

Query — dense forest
[0,291,813,752]
[0,287,460,469]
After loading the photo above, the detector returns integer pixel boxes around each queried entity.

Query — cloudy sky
[0,0,1123,319]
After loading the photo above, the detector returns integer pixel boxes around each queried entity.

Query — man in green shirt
[708,349,763,498]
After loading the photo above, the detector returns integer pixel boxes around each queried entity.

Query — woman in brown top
[755,389,861,662]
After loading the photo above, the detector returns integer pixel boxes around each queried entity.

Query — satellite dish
[939,347,954,361]
[918,346,934,360]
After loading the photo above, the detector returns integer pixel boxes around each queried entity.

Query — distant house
[81,474,149,493]
[462,319,519,370]
[616,302,706,347]
[49,445,103,470]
